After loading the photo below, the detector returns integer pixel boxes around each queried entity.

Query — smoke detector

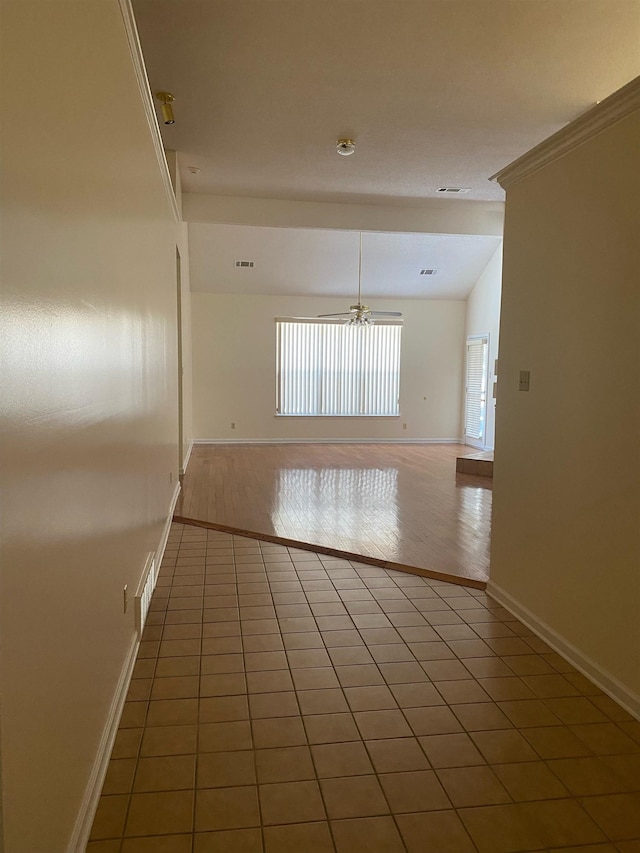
[437,187,471,194]
[336,138,356,156]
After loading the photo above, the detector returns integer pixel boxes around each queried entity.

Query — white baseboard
[194,438,463,445]
[181,439,194,474]
[68,482,182,851]
[487,581,640,721]
[67,633,139,852]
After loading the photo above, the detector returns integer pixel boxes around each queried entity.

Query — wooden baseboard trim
[487,581,640,721]
[173,515,486,590]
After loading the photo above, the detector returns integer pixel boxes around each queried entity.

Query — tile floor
[87,523,640,852]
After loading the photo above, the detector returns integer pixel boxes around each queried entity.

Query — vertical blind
[464,335,488,440]
[276,318,402,416]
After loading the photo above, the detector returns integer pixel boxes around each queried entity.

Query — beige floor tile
[303,712,361,744]
[125,790,194,836]
[200,672,247,697]
[263,821,335,853]
[199,695,249,723]
[120,701,149,729]
[459,803,545,852]
[494,761,569,801]
[377,661,430,684]
[147,698,199,727]
[201,653,244,675]
[570,722,640,755]
[321,775,389,819]
[121,835,193,853]
[543,697,609,725]
[194,827,263,852]
[519,798,607,846]
[248,690,299,719]
[497,699,560,728]
[437,765,511,807]
[255,745,316,783]
[252,715,307,748]
[522,725,592,759]
[434,679,491,704]
[133,754,196,792]
[420,659,471,680]
[140,724,197,757]
[291,667,341,690]
[471,728,539,763]
[327,646,374,666]
[354,708,413,739]
[335,664,385,688]
[548,756,632,796]
[404,705,463,736]
[331,816,405,852]
[101,758,136,795]
[244,650,288,672]
[198,720,253,752]
[397,809,475,853]
[195,786,260,831]
[297,688,349,715]
[156,656,201,678]
[365,736,430,773]
[344,685,397,711]
[419,732,485,768]
[242,634,284,652]
[311,740,374,778]
[89,795,129,840]
[477,676,536,701]
[86,841,121,853]
[246,669,294,693]
[600,753,640,790]
[389,681,443,708]
[197,750,256,788]
[259,779,326,824]
[380,769,450,812]
[579,792,640,840]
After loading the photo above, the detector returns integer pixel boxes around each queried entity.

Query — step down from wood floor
[455,450,494,478]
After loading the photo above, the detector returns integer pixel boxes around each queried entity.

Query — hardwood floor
[175,443,492,587]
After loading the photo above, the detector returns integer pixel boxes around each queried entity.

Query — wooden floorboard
[175,443,492,586]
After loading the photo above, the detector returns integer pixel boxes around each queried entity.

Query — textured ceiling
[188,224,501,300]
[134,0,639,204]
[133,0,638,299]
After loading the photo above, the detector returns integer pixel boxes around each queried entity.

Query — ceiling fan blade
[317,312,352,317]
[369,311,403,317]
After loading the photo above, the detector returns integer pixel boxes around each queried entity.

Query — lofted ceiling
[188,224,502,300]
[132,0,639,298]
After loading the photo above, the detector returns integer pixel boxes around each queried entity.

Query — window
[276,318,402,416]
[464,334,489,443]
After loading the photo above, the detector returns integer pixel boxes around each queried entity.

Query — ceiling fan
[318,233,403,326]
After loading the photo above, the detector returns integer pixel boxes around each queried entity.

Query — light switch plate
[519,370,531,391]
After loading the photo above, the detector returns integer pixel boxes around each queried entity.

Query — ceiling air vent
[420,269,438,276]
[437,187,471,194]
[234,260,254,268]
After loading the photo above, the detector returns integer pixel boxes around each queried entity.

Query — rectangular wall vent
[437,187,471,194]
[134,552,156,636]
[420,269,438,275]
[235,260,254,268]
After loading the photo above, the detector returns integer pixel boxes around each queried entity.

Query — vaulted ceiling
[133,0,639,298]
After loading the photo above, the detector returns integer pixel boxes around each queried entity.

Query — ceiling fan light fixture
[336,138,356,156]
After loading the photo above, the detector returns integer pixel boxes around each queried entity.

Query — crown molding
[491,76,640,190]
[118,0,181,222]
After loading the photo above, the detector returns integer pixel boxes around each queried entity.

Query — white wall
[0,2,187,849]
[192,293,465,441]
[463,245,503,449]
[490,106,640,710]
